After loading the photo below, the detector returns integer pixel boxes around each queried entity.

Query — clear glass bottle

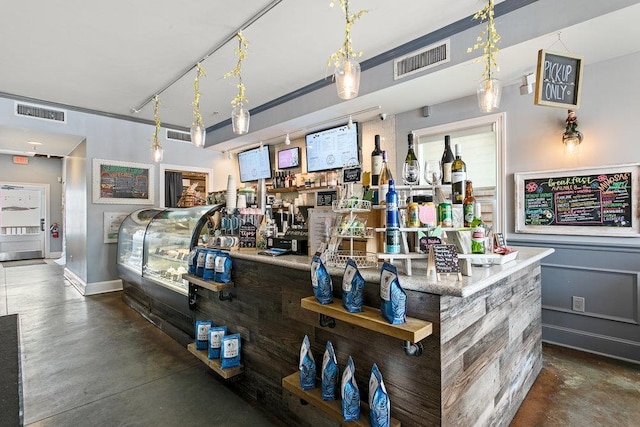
[451,144,467,204]
[378,150,393,204]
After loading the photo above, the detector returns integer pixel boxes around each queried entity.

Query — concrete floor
[1,261,639,426]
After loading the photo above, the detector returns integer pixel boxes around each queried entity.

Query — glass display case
[117,208,163,276]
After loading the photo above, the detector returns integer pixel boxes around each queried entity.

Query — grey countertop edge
[229,246,555,298]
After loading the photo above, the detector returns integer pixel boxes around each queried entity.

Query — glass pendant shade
[190,124,206,148]
[563,131,583,153]
[335,57,361,100]
[232,104,250,135]
[477,78,502,113]
[151,144,164,163]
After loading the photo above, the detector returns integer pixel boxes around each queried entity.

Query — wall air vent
[394,39,450,80]
[14,101,67,123]
[166,129,192,143]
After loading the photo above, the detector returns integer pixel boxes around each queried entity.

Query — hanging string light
[468,0,502,113]
[328,0,368,100]
[224,32,250,135]
[190,63,206,147]
[150,95,163,162]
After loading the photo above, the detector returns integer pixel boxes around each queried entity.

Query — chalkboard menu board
[239,223,257,248]
[515,165,639,237]
[432,244,460,274]
[534,50,583,108]
[316,190,338,207]
[92,159,154,205]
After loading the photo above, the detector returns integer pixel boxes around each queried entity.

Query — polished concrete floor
[1,261,639,426]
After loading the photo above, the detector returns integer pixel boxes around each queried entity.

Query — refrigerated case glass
[117,208,163,275]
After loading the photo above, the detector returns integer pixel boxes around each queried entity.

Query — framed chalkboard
[534,50,583,108]
[92,159,155,204]
[239,223,257,249]
[515,164,640,237]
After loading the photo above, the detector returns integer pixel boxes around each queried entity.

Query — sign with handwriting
[432,244,460,274]
[316,190,337,207]
[239,223,257,248]
[534,50,583,108]
[343,166,362,183]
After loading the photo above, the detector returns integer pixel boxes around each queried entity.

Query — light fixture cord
[192,63,206,127]
[152,95,161,148]
[224,32,249,108]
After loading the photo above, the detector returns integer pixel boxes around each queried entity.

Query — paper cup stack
[226,174,237,210]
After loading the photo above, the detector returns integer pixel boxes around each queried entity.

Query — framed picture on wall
[92,159,155,204]
[103,211,130,243]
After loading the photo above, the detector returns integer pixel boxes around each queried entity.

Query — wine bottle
[385,179,401,254]
[378,150,393,204]
[441,135,454,185]
[451,144,466,204]
[463,180,476,227]
[471,202,486,254]
[403,133,420,185]
[371,135,382,186]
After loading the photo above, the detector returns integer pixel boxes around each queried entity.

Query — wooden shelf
[182,274,233,292]
[376,253,426,260]
[282,372,401,427]
[301,296,432,343]
[187,343,243,379]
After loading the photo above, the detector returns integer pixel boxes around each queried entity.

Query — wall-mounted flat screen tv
[305,122,360,172]
[277,146,300,170]
[238,145,272,182]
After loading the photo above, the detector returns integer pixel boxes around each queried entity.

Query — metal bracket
[188,283,198,310]
[218,290,234,302]
[318,314,336,328]
[403,340,423,357]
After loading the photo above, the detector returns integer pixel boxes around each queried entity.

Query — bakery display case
[117,208,163,276]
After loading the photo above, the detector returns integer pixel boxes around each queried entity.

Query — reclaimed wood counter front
[168,247,552,426]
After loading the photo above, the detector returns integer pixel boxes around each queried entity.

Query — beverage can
[438,202,453,227]
[407,202,420,227]
[385,228,401,254]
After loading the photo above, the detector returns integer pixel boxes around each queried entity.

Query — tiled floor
[1,261,638,426]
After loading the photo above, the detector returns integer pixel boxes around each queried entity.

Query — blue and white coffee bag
[299,335,316,390]
[311,255,333,304]
[202,249,219,281]
[342,258,365,313]
[321,341,339,400]
[214,251,232,283]
[187,248,198,275]
[195,320,213,350]
[196,248,207,277]
[380,262,407,325]
[208,325,227,360]
[369,363,391,427]
[341,356,360,421]
[220,333,241,369]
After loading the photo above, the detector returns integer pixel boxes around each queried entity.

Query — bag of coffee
[208,326,227,360]
[214,251,232,283]
[321,341,339,400]
[195,320,213,350]
[187,248,198,275]
[380,262,407,325]
[342,258,365,313]
[369,363,391,427]
[299,335,316,390]
[341,356,360,421]
[220,333,241,369]
[202,249,219,281]
[311,255,333,304]
[196,248,207,277]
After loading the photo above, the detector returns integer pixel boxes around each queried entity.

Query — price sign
[343,167,362,183]
[239,223,257,248]
[316,190,337,207]
[432,244,461,280]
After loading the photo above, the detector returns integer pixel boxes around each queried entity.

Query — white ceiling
[1,0,639,157]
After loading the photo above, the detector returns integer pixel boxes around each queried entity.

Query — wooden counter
[146,247,553,426]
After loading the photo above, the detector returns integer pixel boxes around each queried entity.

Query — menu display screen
[238,146,272,182]
[277,147,300,169]
[305,123,359,172]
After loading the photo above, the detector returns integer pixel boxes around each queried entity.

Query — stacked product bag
[321,341,339,400]
[379,262,407,324]
[214,251,233,283]
[341,356,360,421]
[202,249,219,281]
[195,320,213,350]
[299,335,316,390]
[220,333,241,369]
[311,255,333,304]
[342,258,365,313]
[208,326,227,360]
[369,364,391,427]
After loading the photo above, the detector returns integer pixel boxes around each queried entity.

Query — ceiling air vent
[166,129,192,143]
[14,101,67,123]
[394,39,450,80]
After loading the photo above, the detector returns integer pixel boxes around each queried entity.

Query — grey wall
[0,154,63,254]
[64,141,87,282]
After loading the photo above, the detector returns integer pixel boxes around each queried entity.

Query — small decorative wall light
[225,32,250,135]
[284,133,291,145]
[190,63,206,147]
[328,0,368,100]
[563,110,583,152]
[468,0,502,113]
[150,95,163,162]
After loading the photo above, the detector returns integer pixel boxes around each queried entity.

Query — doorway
[159,164,213,208]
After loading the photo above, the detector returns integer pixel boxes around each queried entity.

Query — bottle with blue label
[385,179,401,254]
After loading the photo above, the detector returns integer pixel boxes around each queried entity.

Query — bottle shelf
[300,296,432,343]
[187,343,243,379]
[282,371,401,427]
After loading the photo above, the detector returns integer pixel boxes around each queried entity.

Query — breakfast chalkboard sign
[534,50,583,108]
[515,165,640,237]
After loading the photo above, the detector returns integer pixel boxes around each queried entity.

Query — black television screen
[305,122,359,172]
[238,146,272,182]
[277,147,300,169]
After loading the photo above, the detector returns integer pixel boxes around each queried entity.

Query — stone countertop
[229,246,554,298]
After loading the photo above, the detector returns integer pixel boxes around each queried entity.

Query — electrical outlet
[572,296,585,312]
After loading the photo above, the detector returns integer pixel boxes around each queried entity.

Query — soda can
[407,202,420,228]
[385,228,401,254]
[438,202,453,227]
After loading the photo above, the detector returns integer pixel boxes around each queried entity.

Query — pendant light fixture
[225,32,250,135]
[284,133,291,145]
[190,63,206,147]
[562,110,583,153]
[328,0,368,100]
[468,0,502,113]
[150,95,163,162]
